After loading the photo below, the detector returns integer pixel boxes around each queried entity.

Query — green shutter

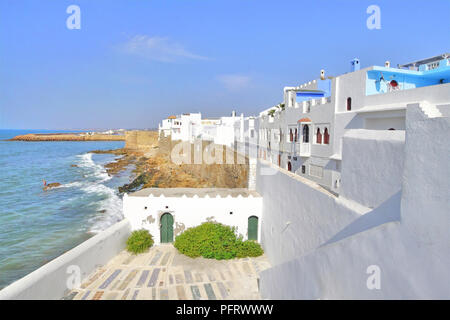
[248,216,258,241]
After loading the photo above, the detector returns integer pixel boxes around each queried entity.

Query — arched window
[294,128,298,142]
[287,161,292,172]
[324,128,330,144]
[302,125,309,143]
[316,128,322,144]
[346,97,352,111]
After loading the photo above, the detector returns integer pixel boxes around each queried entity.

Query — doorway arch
[248,216,259,241]
[160,213,174,243]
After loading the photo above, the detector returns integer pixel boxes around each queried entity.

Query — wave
[76,153,111,183]
[84,183,123,234]
[65,153,125,234]
[59,181,84,188]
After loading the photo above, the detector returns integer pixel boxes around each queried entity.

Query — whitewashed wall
[123,193,262,244]
[259,104,450,299]
[0,220,131,300]
[340,129,405,208]
[255,160,363,265]
[401,103,450,248]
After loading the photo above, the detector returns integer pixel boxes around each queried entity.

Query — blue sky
[1,0,449,130]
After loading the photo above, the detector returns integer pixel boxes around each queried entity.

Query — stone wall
[125,131,158,152]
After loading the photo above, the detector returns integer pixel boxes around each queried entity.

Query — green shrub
[174,222,263,260]
[236,240,264,258]
[126,229,154,254]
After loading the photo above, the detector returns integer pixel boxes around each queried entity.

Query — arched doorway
[160,213,174,243]
[287,161,292,172]
[248,216,258,241]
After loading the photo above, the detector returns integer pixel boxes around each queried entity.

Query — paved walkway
[66,244,271,300]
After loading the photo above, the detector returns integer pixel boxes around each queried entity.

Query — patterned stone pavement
[66,244,271,300]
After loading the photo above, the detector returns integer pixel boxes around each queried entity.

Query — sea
[0,129,131,289]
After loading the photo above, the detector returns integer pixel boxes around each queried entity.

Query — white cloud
[120,35,209,62]
[217,74,251,91]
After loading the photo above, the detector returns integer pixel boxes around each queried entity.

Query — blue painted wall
[296,79,331,102]
[366,60,450,95]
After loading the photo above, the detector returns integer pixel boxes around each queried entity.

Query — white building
[257,54,450,194]
[123,188,262,245]
[158,111,249,147]
[158,115,176,138]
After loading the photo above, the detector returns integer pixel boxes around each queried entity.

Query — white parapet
[0,219,132,300]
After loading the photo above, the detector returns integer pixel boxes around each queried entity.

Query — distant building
[158,111,250,147]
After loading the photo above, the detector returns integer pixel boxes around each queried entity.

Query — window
[301,165,306,174]
[324,128,330,144]
[278,154,281,166]
[250,129,254,138]
[302,125,309,143]
[316,128,322,144]
[289,129,293,142]
[294,128,298,142]
[346,97,352,111]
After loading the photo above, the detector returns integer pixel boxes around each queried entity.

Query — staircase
[420,102,443,118]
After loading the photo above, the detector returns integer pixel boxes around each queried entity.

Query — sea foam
[73,153,125,233]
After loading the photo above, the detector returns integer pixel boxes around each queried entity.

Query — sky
[0,0,449,130]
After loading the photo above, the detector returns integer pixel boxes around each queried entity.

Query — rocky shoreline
[95,139,249,194]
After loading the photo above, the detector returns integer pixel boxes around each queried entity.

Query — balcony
[299,143,311,157]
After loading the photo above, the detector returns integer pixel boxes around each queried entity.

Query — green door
[248,216,258,241]
[160,213,174,243]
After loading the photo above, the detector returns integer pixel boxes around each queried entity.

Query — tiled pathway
[66,244,271,300]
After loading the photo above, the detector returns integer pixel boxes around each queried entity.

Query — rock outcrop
[43,183,61,191]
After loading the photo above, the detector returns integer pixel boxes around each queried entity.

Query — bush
[126,229,154,254]
[174,222,263,260]
[236,240,264,258]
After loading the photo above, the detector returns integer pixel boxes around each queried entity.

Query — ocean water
[0,130,129,289]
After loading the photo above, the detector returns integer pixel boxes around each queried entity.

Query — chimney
[320,69,326,80]
[350,58,360,72]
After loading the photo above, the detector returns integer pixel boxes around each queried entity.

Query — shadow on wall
[320,191,402,247]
